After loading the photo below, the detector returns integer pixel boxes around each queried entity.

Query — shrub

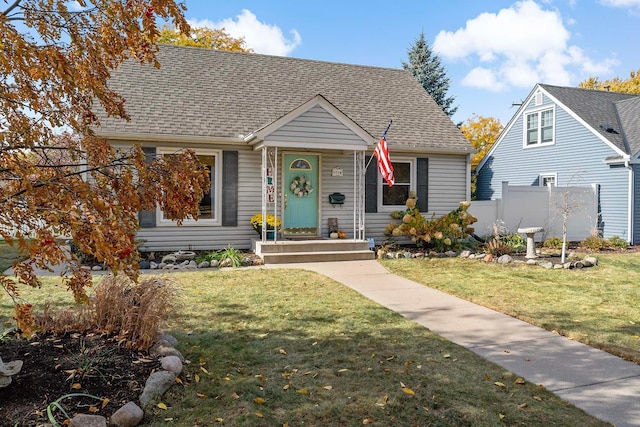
[484,238,512,256]
[543,237,563,249]
[608,235,629,249]
[501,233,525,253]
[204,245,243,268]
[580,235,609,251]
[385,194,477,251]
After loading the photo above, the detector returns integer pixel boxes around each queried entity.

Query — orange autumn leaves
[0,0,208,333]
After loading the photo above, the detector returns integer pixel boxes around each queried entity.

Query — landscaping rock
[188,260,197,268]
[251,258,263,266]
[497,254,513,264]
[403,251,412,259]
[460,250,471,258]
[160,355,183,375]
[175,250,196,261]
[139,370,176,408]
[0,357,22,387]
[163,264,176,270]
[139,260,151,270]
[445,251,457,257]
[584,256,598,266]
[483,254,493,263]
[413,252,425,258]
[158,262,167,269]
[553,264,564,269]
[149,262,158,270]
[110,401,144,427]
[563,262,573,269]
[197,261,210,268]
[157,333,178,347]
[526,259,537,265]
[539,262,553,269]
[574,261,585,269]
[149,343,184,361]
[69,414,107,427]
[161,254,177,264]
[91,265,103,271]
[385,253,395,259]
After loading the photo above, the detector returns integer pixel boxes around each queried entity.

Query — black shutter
[417,157,429,212]
[222,151,238,226]
[365,155,378,213]
[138,147,157,228]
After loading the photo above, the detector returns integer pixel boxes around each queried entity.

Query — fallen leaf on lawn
[519,402,529,409]
[312,341,318,346]
[257,333,269,338]
[499,413,505,420]
[296,388,308,395]
[375,395,388,407]
[402,387,415,395]
[255,412,263,418]
[196,393,208,399]
[89,406,99,413]
[279,348,287,355]
[62,420,71,426]
[215,418,223,422]
[322,385,332,390]
[200,366,209,374]
[338,368,349,372]
[494,382,506,388]
[515,377,526,385]
[101,398,109,408]
[283,423,290,427]
[254,397,265,404]
[533,396,543,401]
[255,374,266,381]
[363,418,374,424]
[222,376,230,381]
[71,383,81,389]
[443,354,451,358]
[54,345,63,349]
[157,402,168,410]
[194,374,200,383]
[29,342,40,346]
[231,392,240,400]
[386,355,395,361]
[175,377,183,384]
[484,374,491,380]
[283,384,290,391]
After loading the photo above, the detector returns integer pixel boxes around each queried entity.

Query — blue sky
[182,0,639,125]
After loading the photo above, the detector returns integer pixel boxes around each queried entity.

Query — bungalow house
[476,83,640,244]
[95,45,472,261]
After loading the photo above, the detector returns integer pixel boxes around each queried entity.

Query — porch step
[255,239,375,264]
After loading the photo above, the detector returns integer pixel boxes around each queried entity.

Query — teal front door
[283,154,319,236]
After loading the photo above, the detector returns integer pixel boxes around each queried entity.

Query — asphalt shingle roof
[96,45,471,153]
[539,84,640,156]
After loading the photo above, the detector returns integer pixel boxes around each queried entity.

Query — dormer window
[524,107,554,147]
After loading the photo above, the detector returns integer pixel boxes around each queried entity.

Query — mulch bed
[0,332,159,426]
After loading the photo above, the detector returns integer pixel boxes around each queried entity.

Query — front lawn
[0,240,25,273]
[0,269,610,426]
[381,253,640,363]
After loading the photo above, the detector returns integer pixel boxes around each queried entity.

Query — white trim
[537,86,628,157]
[246,94,374,148]
[535,91,543,106]
[522,105,556,148]
[539,172,557,187]
[377,157,416,212]
[628,165,634,244]
[253,139,368,151]
[156,147,222,227]
[95,131,242,145]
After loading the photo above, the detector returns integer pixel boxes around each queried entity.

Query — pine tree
[402,32,458,117]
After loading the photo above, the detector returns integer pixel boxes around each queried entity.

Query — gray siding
[266,106,364,145]
[477,93,631,240]
[365,153,468,243]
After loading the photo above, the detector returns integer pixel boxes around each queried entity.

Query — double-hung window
[379,158,415,210]
[158,148,221,225]
[525,107,555,147]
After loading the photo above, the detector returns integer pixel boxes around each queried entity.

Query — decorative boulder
[0,357,23,388]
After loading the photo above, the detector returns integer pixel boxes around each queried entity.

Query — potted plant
[250,213,282,238]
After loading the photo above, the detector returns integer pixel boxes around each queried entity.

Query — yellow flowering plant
[250,213,282,235]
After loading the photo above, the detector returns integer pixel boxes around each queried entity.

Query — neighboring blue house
[476,84,640,244]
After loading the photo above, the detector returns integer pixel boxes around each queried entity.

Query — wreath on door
[290,175,313,197]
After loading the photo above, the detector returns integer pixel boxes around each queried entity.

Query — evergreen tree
[402,32,458,117]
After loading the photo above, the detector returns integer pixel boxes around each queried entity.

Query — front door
[283,154,319,236]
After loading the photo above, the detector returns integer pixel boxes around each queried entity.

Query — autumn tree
[578,69,640,94]
[158,24,252,52]
[460,114,504,170]
[403,31,457,117]
[0,0,209,334]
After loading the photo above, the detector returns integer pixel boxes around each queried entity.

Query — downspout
[625,158,634,244]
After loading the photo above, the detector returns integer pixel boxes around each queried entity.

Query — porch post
[261,147,267,243]
[353,150,366,241]
[273,147,278,242]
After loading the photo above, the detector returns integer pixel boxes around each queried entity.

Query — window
[539,173,556,187]
[380,159,414,209]
[158,148,221,225]
[525,107,554,146]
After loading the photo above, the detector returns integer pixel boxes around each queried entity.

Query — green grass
[381,253,640,363]
[1,269,611,426]
[0,240,25,273]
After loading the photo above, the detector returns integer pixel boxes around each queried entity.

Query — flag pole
[365,120,393,170]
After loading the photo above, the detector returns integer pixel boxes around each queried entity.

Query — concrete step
[261,249,375,264]
[257,239,370,254]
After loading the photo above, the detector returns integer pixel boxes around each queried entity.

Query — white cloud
[599,0,640,8]
[461,67,506,91]
[433,0,617,90]
[189,9,301,56]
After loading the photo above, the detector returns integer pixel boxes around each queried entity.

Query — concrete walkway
[266,260,640,427]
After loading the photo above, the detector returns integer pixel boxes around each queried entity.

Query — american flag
[374,134,394,187]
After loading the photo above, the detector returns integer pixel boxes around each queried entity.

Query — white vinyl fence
[469,182,599,242]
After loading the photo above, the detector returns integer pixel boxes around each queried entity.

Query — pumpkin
[329,232,339,239]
